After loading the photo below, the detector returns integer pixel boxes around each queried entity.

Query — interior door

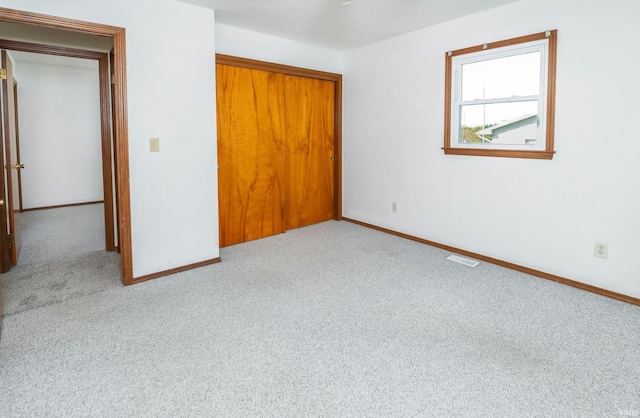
[285,76,335,230]
[1,50,22,266]
[216,64,287,247]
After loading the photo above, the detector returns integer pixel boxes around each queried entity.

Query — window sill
[442,148,555,160]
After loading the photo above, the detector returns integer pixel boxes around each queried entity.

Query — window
[443,30,557,159]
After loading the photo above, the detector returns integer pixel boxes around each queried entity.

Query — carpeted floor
[0,220,639,417]
[2,204,121,314]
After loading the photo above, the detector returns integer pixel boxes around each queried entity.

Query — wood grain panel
[216,54,342,222]
[217,64,287,247]
[285,76,335,230]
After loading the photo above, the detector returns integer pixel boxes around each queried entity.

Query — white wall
[216,24,344,74]
[343,0,640,298]
[2,0,218,278]
[15,59,103,209]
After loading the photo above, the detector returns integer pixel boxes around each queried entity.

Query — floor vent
[446,255,479,267]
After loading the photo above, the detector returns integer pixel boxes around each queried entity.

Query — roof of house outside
[478,113,537,135]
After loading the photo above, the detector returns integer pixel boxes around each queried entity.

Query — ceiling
[180,0,522,51]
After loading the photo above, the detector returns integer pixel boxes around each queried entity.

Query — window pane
[461,51,541,101]
[458,101,538,145]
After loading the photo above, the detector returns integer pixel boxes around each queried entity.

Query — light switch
[150,138,160,152]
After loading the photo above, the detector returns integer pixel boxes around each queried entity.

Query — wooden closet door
[216,64,286,247]
[285,76,335,230]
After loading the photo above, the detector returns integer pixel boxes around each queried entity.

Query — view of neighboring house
[478,114,538,145]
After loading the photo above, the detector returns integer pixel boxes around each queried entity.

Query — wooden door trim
[22,200,104,212]
[0,39,106,60]
[217,54,342,82]
[109,50,121,253]
[132,257,221,285]
[0,7,133,285]
[334,76,343,220]
[216,54,343,220]
[0,90,8,272]
[1,50,19,265]
[12,80,23,213]
[97,54,115,252]
[0,39,116,253]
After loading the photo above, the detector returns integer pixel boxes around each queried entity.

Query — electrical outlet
[594,242,608,259]
[391,202,397,213]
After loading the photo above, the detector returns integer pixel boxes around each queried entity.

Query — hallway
[2,204,120,315]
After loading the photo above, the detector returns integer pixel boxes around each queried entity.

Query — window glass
[461,52,541,101]
[458,101,539,145]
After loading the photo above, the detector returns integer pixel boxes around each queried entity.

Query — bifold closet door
[284,76,335,230]
[216,65,287,247]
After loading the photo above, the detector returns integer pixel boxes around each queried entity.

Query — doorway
[0,43,115,264]
[0,46,120,314]
[0,7,132,285]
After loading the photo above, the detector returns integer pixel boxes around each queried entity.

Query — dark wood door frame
[0,7,133,285]
[215,54,343,221]
[0,39,116,254]
[1,50,22,265]
[12,80,23,213]
[109,49,121,254]
[0,100,8,272]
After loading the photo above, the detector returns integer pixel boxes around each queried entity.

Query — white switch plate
[150,138,160,152]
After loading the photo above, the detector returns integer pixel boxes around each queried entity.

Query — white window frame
[443,30,557,160]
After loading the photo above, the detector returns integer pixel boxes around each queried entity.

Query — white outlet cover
[594,242,608,259]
